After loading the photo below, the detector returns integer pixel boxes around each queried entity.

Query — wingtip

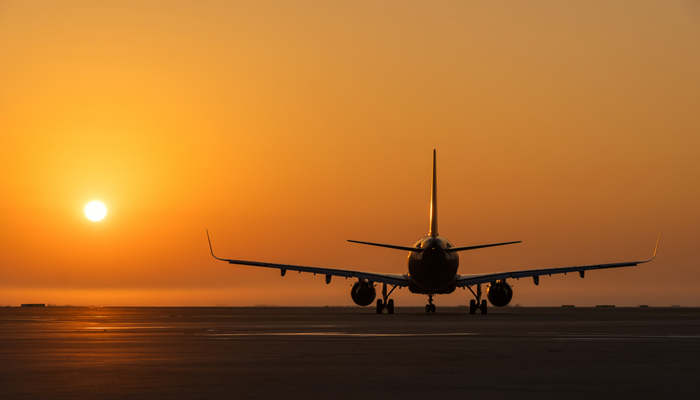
[652,233,661,259]
[206,229,216,258]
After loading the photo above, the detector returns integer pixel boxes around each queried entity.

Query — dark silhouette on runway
[208,150,659,314]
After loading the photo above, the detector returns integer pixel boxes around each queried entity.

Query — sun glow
[84,200,107,222]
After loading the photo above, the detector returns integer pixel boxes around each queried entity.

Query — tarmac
[1,306,699,399]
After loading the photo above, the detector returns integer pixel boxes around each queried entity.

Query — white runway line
[206,332,479,337]
[554,335,700,341]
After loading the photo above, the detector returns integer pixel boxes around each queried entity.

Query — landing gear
[376,283,397,314]
[425,295,436,313]
[467,284,488,315]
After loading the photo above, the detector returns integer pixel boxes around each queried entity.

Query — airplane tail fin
[429,149,438,237]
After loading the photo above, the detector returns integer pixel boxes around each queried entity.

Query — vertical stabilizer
[429,149,438,237]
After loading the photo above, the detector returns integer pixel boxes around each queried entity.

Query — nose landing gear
[467,284,488,315]
[425,294,436,313]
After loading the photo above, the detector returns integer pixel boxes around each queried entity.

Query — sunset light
[0,1,697,308]
[84,200,107,222]
[1,2,699,397]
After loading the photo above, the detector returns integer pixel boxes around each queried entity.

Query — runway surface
[1,306,699,399]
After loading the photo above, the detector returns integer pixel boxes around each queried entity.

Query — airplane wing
[207,231,410,286]
[456,236,660,287]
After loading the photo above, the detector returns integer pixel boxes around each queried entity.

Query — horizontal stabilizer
[347,240,423,252]
[447,240,522,252]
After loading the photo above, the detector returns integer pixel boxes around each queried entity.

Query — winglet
[650,233,661,260]
[206,229,223,260]
[640,233,661,263]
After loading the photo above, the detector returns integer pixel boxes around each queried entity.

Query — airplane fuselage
[408,236,459,294]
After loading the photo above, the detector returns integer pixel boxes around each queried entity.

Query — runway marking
[554,335,700,341]
[205,332,479,337]
[84,325,173,330]
[207,324,342,330]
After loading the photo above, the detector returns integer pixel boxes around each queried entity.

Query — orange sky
[1,1,699,306]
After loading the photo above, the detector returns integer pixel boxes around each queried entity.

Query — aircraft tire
[376,299,384,314]
[480,300,488,315]
[387,299,394,314]
[469,299,477,314]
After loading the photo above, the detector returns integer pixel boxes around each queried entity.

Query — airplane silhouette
[208,150,659,314]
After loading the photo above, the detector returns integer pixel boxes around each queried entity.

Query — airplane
[207,149,659,314]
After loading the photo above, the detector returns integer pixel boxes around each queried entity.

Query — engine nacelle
[487,280,513,307]
[351,280,376,306]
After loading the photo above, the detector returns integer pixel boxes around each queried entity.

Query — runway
[1,307,699,399]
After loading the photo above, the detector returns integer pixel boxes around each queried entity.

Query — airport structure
[208,150,658,314]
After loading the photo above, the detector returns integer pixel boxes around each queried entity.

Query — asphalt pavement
[1,306,698,399]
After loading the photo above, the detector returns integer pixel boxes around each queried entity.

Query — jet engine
[487,280,513,307]
[351,280,376,306]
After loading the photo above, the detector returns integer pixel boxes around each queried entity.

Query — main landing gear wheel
[376,283,397,314]
[467,284,487,316]
[377,299,395,314]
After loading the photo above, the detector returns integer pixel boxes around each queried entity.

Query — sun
[84,200,108,222]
